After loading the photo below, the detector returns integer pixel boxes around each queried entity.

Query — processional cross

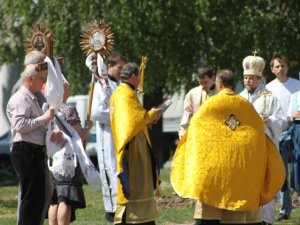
[252,49,259,56]
[258,89,272,114]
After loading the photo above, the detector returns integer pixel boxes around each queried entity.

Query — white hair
[24,50,46,65]
[21,64,38,79]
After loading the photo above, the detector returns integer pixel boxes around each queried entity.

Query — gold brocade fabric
[114,132,158,224]
[171,88,285,211]
[110,83,157,205]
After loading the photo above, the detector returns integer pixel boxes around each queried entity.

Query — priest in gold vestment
[110,62,162,225]
[171,69,285,225]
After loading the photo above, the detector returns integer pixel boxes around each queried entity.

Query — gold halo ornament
[80,21,114,56]
[24,23,51,54]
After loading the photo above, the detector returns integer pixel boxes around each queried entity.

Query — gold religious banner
[258,89,272,114]
[24,23,64,71]
[80,20,114,56]
[137,56,148,96]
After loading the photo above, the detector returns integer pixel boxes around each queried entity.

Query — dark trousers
[194,219,262,225]
[11,142,47,225]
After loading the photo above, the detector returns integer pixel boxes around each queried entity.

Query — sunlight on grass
[2,168,300,225]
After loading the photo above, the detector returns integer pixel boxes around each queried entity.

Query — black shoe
[276,213,290,221]
[105,212,115,223]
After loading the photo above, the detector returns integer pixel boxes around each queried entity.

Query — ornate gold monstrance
[80,20,114,56]
[80,21,114,135]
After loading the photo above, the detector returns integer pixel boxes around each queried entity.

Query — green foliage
[0,0,300,94]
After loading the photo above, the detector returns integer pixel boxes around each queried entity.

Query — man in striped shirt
[7,51,56,225]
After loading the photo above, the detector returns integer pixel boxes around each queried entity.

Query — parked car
[0,131,15,175]
[0,130,98,176]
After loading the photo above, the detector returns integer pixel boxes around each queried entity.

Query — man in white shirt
[178,65,217,138]
[266,53,300,221]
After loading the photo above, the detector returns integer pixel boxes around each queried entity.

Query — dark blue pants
[290,124,300,192]
[278,130,293,215]
[11,142,47,225]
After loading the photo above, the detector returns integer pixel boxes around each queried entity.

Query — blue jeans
[279,131,293,215]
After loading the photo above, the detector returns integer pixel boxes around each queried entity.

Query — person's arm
[72,120,93,141]
[64,106,93,141]
[287,93,299,127]
[8,98,54,134]
[146,108,163,126]
[91,83,111,125]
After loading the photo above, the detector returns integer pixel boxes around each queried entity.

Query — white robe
[178,85,217,138]
[240,82,285,149]
[240,82,285,224]
[91,78,118,213]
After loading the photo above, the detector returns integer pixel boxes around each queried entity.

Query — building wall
[0,64,21,136]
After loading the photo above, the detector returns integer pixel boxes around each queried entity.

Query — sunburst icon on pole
[24,23,51,54]
[80,20,114,56]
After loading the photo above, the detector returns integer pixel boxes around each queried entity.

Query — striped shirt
[7,86,47,146]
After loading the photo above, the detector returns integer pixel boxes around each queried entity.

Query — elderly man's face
[243,75,261,93]
[197,75,215,92]
[28,65,47,93]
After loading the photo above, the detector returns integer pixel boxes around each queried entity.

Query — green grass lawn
[0,168,194,225]
[1,169,300,225]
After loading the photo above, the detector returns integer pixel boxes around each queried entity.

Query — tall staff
[80,21,114,146]
[137,55,148,96]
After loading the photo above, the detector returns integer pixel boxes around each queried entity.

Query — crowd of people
[6,48,300,225]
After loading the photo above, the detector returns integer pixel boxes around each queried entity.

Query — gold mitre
[242,53,265,77]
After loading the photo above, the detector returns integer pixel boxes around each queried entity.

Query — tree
[1,0,300,93]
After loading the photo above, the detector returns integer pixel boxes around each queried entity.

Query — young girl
[47,81,97,225]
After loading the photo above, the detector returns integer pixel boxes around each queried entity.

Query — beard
[245,85,255,93]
